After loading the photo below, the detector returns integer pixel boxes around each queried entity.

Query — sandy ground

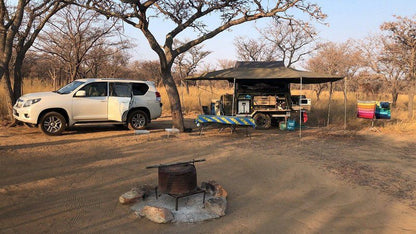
[1,117,416,233]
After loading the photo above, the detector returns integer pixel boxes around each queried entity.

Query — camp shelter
[187,61,343,84]
[186,61,345,135]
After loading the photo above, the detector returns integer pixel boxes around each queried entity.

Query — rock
[139,206,174,224]
[119,184,154,204]
[135,184,154,198]
[201,181,216,194]
[214,184,228,198]
[119,189,145,204]
[201,180,228,198]
[205,197,227,217]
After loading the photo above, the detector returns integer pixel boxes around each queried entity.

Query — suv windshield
[56,81,85,94]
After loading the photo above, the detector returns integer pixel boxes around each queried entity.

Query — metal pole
[299,77,302,138]
[327,82,333,126]
[231,78,236,116]
[344,77,347,130]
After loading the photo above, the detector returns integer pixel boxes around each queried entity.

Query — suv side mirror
[75,90,86,97]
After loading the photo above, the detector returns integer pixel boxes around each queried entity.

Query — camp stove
[146,159,206,210]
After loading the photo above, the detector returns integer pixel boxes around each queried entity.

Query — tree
[381,15,416,119]
[307,41,363,128]
[75,0,326,131]
[307,41,363,100]
[174,42,210,96]
[84,45,132,78]
[174,42,211,82]
[36,5,126,83]
[0,0,66,119]
[362,35,405,107]
[130,60,163,86]
[260,21,317,67]
[217,59,235,69]
[234,21,317,67]
[234,36,271,61]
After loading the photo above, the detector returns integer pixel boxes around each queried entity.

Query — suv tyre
[128,110,148,130]
[39,111,66,136]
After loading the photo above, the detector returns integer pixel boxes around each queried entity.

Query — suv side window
[80,82,107,97]
[110,82,132,97]
[132,83,149,96]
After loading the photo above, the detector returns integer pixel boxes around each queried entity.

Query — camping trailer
[187,61,343,129]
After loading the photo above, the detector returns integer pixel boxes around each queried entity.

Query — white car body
[13,78,162,134]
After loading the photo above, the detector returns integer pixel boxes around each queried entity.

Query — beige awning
[186,61,344,84]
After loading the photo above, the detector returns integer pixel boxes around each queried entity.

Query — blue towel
[375,102,391,119]
[380,102,390,109]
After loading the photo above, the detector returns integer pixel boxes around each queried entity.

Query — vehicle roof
[76,78,151,83]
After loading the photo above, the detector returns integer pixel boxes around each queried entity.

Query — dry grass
[0,79,54,119]
[1,79,415,133]
[298,90,416,133]
[159,85,232,115]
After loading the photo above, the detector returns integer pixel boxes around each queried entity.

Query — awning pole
[231,78,236,116]
[327,82,333,126]
[197,81,202,112]
[344,77,347,130]
[299,77,302,138]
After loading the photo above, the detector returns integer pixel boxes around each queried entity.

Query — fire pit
[146,159,206,210]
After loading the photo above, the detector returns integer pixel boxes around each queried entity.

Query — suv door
[108,82,132,122]
[72,82,108,121]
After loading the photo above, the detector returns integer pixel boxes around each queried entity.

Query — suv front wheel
[128,110,148,130]
[39,111,66,135]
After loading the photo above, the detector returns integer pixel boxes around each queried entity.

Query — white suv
[13,78,162,135]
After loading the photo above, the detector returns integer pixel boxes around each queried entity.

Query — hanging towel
[302,111,308,123]
[357,101,376,119]
[375,101,391,119]
[380,102,390,109]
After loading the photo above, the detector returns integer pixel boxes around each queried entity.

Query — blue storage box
[287,119,296,131]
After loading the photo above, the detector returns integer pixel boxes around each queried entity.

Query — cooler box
[279,122,286,130]
[287,119,296,131]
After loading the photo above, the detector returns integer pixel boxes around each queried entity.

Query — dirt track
[1,117,416,233]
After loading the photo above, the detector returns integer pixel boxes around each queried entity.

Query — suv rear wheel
[39,111,66,135]
[128,110,148,130]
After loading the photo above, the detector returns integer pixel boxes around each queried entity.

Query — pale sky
[124,1,416,67]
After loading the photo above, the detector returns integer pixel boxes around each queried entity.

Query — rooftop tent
[186,61,344,84]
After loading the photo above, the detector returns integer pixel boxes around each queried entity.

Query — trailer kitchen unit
[186,61,344,129]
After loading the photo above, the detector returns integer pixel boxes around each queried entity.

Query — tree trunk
[70,68,78,81]
[316,92,321,101]
[161,68,185,131]
[2,70,15,120]
[408,80,415,119]
[392,89,398,108]
[13,56,24,103]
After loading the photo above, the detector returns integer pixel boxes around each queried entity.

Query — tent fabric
[186,61,344,84]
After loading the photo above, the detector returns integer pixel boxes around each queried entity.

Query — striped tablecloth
[195,115,256,127]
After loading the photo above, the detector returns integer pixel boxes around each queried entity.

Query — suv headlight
[23,98,41,107]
